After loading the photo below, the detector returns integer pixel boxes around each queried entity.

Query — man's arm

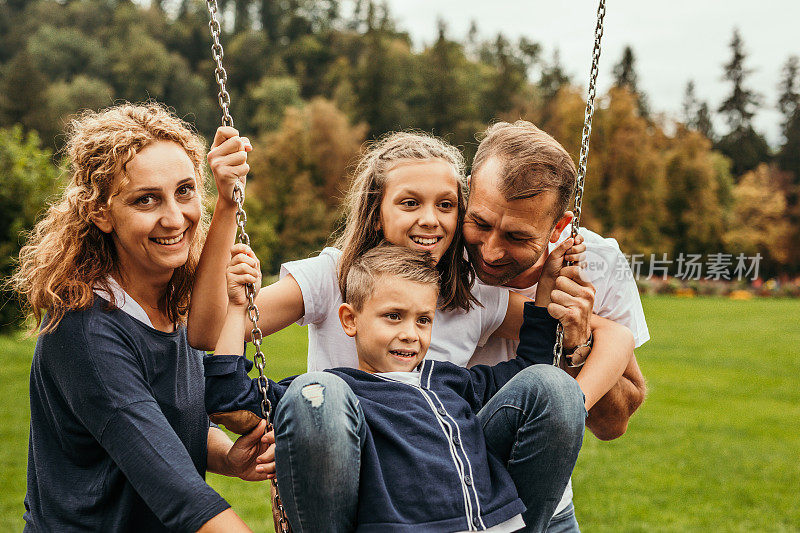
[565,352,646,440]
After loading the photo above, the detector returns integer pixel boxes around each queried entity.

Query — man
[465,120,649,532]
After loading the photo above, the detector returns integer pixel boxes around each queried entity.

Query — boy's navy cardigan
[205,303,559,532]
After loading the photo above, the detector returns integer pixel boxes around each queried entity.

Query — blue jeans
[547,503,580,533]
[273,366,585,532]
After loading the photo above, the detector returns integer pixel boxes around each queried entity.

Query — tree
[662,126,731,256]
[475,33,529,122]
[352,23,413,136]
[682,80,714,140]
[0,126,61,330]
[539,48,571,105]
[412,20,473,136]
[777,56,800,181]
[245,98,365,272]
[25,25,109,82]
[716,29,770,177]
[718,29,760,131]
[0,52,52,144]
[588,87,667,254]
[247,76,303,133]
[612,45,648,117]
[724,164,792,273]
[612,46,639,93]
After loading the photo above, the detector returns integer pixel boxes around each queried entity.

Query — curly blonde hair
[12,102,209,334]
[334,131,477,312]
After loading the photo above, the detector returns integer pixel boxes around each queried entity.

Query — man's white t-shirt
[468,226,650,517]
[280,247,510,372]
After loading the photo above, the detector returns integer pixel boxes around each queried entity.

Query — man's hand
[226,244,262,307]
[225,420,276,481]
[549,263,595,349]
[207,126,252,208]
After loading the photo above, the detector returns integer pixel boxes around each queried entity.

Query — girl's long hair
[334,131,478,312]
[12,102,209,334]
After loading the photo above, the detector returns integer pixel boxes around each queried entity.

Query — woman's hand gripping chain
[208,126,252,208]
[227,243,262,308]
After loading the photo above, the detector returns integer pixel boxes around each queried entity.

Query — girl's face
[94,141,202,285]
[378,159,460,264]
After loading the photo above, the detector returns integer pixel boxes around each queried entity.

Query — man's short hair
[473,120,577,220]
[344,245,440,311]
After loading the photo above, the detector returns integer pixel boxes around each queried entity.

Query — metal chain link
[205,3,291,531]
[554,0,606,367]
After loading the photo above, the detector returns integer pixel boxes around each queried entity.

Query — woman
[13,103,264,532]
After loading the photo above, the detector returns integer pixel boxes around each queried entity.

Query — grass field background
[1,296,798,531]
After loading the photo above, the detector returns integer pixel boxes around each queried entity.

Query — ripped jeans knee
[274,371,363,450]
[273,372,363,532]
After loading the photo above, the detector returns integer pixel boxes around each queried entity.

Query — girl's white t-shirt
[280,248,510,372]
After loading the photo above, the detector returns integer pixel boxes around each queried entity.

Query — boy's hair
[345,245,440,312]
[473,120,577,222]
[11,102,208,334]
[334,131,478,312]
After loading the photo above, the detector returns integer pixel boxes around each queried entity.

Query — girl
[13,103,267,532]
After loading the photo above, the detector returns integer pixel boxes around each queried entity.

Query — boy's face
[339,277,437,373]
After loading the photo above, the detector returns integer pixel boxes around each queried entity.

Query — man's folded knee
[518,365,581,399]
[517,365,586,433]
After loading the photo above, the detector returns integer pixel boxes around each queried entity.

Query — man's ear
[550,211,574,242]
[91,207,114,234]
[338,303,358,338]
[466,174,471,189]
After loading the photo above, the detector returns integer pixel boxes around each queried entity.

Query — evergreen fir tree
[612,45,648,117]
[777,56,800,181]
[716,29,770,178]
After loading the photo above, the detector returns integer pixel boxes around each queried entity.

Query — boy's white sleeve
[280,248,340,326]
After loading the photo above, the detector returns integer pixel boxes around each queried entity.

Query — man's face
[463,156,567,287]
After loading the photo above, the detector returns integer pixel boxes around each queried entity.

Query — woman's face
[378,159,460,265]
[96,141,201,284]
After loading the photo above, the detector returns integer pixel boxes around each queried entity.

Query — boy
[206,245,585,532]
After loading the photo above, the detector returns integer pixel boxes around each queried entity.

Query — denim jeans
[273,366,585,532]
[546,503,580,533]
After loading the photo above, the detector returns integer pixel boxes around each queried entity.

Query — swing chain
[206,0,233,128]
[554,0,605,368]
[205,3,291,531]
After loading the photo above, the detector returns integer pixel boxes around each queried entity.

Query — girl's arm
[188,127,305,349]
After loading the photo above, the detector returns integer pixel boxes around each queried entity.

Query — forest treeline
[1,0,799,329]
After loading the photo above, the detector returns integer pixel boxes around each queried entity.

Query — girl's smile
[378,159,459,264]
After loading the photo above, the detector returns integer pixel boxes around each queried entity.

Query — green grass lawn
[2,297,799,531]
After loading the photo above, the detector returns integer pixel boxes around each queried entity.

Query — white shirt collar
[93,276,155,328]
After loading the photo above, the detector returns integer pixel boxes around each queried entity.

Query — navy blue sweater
[205,303,558,532]
[25,298,229,532]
